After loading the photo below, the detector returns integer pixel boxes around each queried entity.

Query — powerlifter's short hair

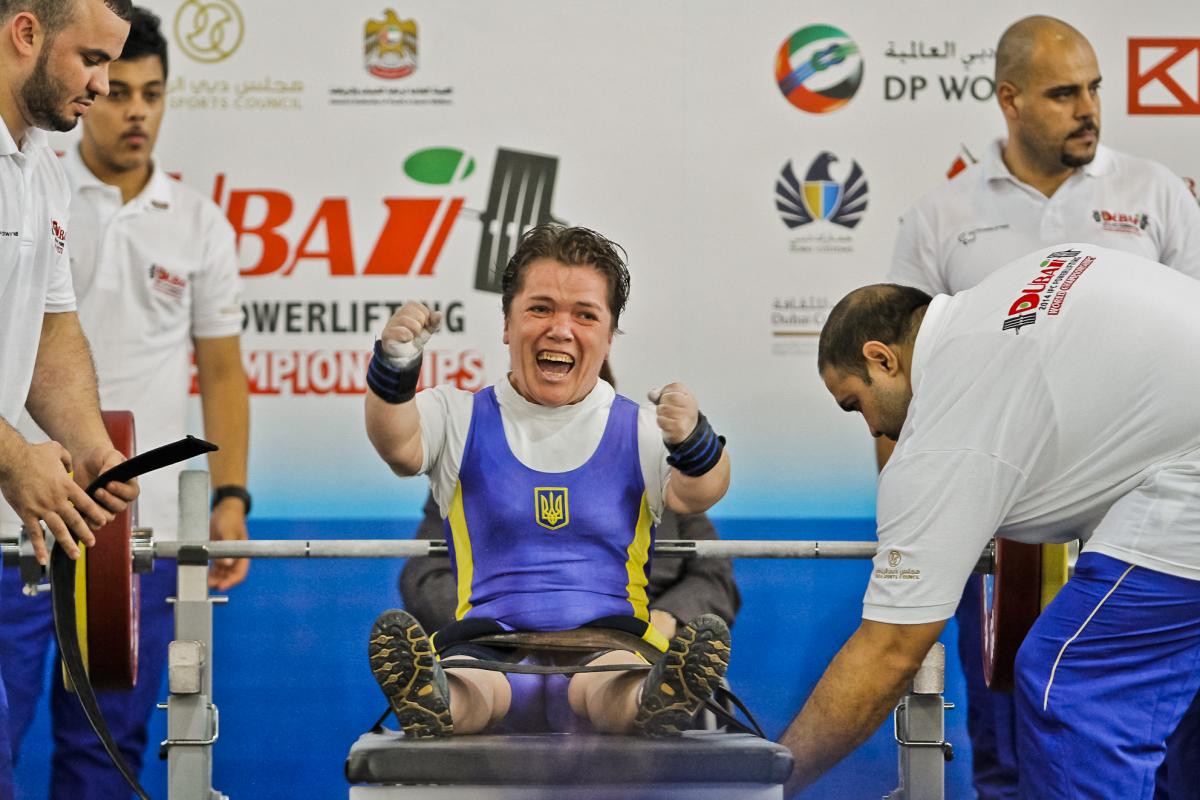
[501,224,631,332]
[818,284,932,382]
[0,0,133,32]
[121,6,166,78]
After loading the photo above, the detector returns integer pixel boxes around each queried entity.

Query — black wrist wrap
[367,340,421,404]
[665,412,726,477]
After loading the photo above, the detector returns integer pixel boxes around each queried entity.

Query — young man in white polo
[0,8,249,798]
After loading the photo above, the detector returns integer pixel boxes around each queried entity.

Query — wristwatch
[211,484,252,515]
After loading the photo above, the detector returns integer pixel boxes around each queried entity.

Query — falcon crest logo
[365,10,417,80]
[534,487,569,531]
[776,152,868,229]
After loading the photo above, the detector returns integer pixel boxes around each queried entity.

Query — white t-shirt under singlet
[416,378,673,522]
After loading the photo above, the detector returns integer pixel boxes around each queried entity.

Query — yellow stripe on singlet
[624,493,655,628]
[447,482,474,620]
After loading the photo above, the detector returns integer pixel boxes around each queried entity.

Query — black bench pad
[345,730,794,786]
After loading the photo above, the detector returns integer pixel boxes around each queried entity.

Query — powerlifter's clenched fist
[379,302,443,365]
[648,382,701,445]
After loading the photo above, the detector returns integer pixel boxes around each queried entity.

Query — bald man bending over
[884,16,1200,799]
[784,244,1200,799]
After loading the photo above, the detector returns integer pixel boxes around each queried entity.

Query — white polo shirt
[866,244,1200,624]
[0,124,76,427]
[888,140,1200,294]
[6,147,243,541]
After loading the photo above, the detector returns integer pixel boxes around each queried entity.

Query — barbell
[5,413,1068,695]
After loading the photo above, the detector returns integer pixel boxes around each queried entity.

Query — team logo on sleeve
[534,487,569,531]
[999,248,1095,334]
[50,220,66,254]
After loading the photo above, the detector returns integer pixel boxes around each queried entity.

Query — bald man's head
[995,16,1090,88]
[994,15,1102,176]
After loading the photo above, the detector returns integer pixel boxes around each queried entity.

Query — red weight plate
[86,410,139,690]
[981,539,1042,691]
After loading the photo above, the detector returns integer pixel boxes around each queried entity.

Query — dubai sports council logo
[173,0,244,64]
[775,152,868,229]
[775,24,863,113]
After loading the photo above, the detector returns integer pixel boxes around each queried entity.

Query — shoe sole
[368,610,454,738]
[634,615,730,737]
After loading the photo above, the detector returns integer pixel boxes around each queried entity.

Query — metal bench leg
[886,643,953,800]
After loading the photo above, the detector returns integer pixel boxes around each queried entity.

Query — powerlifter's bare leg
[570,615,732,737]
[442,656,511,733]
[567,650,645,733]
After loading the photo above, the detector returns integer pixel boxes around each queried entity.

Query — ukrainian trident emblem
[534,487,569,531]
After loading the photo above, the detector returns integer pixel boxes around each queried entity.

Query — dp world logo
[775,24,863,113]
[776,152,868,229]
[174,0,244,64]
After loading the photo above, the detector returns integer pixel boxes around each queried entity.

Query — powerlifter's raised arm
[365,301,443,476]
[651,382,730,515]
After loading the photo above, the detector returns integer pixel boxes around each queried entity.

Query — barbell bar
[1,537,997,570]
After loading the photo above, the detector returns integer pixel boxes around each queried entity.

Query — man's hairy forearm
[26,312,108,456]
[195,336,249,486]
[780,621,943,795]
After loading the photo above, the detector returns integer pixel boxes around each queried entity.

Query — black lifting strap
[442,659,652,675]
[51,435,218,800]
[704,684,767,739]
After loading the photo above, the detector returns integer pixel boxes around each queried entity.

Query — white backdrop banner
[58,0,1199,519]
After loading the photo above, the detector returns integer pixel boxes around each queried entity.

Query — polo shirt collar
[909,293,949,398]
[64,144,172,209]
[0,122,48,157]
[983,137,1113,184]
[1081,143,1113,177]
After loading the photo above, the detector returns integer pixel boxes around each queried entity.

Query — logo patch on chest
[1091,209,1149,234]
[534,487,569,531]
[148,263,188,301]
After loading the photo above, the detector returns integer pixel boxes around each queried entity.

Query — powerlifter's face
[80,56,165,175]
[504,259,614,408]
[1004,36,1102,171]
[822,361,912,442]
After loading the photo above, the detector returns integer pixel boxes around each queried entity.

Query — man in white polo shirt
[0,8,249,798]
[884,16,1200,797]
[0,1,139,797]
[781,243,1200,799]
